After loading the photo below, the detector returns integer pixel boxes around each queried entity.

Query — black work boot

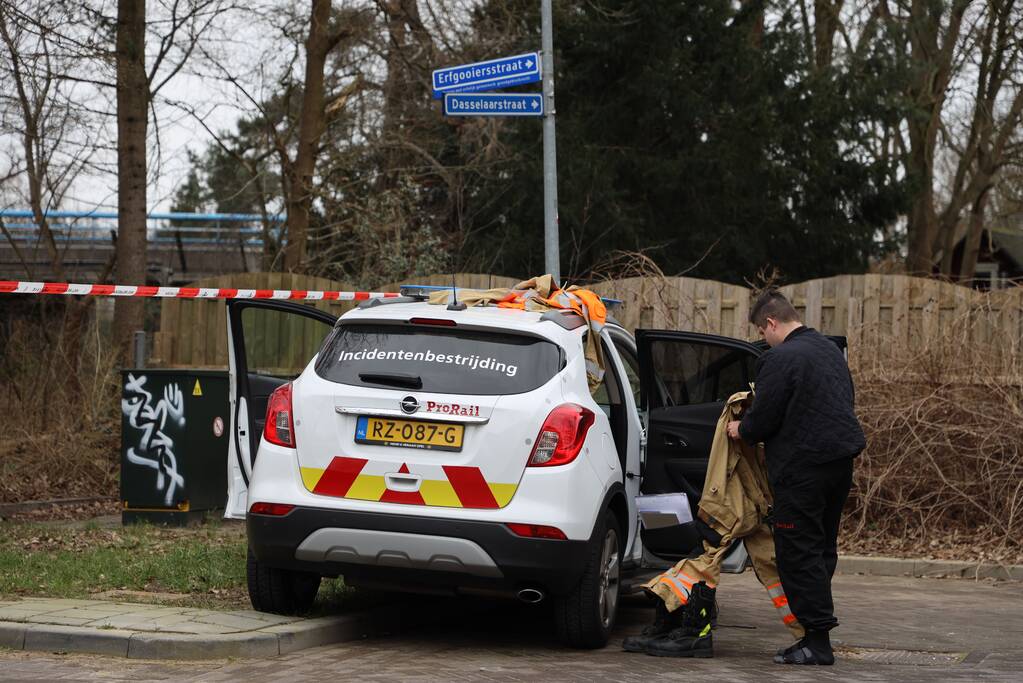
[774,630,835,665]
[644,582,715,658]
[622,599,681,652]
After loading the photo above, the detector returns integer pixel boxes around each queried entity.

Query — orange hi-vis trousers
[643,391,805,641]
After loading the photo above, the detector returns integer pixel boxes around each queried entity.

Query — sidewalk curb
[837,555,1023,581]
[0,604,407,660]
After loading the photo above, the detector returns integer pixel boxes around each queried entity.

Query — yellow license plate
[355,416,464,452]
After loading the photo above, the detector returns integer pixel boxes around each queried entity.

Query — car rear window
[314,323,564,395]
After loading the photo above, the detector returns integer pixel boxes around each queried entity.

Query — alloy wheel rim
[597,528,620,629]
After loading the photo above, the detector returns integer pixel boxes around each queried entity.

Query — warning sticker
[213,416,224,437]
[192,379,203,396]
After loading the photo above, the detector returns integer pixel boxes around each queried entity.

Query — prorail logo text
[425,401,481,417]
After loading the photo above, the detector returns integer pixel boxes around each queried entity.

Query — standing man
[725,289,865,665]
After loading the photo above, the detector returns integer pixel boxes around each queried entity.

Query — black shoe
[622,599,681,652]
[643,582,716,658]
[645,629,714,658]
[773,644,835,665]
[774,630,835,665]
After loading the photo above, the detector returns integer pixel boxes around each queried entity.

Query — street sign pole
[541,0,559,284]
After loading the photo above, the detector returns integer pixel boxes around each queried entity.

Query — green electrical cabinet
[120,369,230,525]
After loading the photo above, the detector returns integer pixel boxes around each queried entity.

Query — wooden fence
[590,274,1023,376]
[151,272,1023,372]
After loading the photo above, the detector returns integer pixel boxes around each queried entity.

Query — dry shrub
[847,306,1023,555]
[583,250,691,329]
[0,311,120,503]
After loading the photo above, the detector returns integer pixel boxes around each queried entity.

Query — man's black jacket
[739,326,865,483]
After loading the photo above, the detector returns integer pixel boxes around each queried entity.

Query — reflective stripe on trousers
[658,572,700,604]
[766,581,799,626]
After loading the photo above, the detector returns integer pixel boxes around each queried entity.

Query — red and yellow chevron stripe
[300,456,517,509]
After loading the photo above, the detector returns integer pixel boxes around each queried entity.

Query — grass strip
[0,520,361,612]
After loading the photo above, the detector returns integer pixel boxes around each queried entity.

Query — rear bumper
[248,505,591,596]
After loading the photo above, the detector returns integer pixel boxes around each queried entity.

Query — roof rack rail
[539,309,586,330]
[357,295,420,309]
[399,284,452,300]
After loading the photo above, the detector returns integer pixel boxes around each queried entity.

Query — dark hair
[749,289,799,327]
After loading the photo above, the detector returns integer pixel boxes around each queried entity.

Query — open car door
[225,300,337,519]
[635,330,762,561]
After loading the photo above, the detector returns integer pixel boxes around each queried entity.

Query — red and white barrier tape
[0,280,401,301]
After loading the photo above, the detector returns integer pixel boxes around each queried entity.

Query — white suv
[224,291,793,647]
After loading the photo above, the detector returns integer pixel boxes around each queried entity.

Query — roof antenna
[446,274,466,311]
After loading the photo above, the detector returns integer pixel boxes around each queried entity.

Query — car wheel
[246,548,321,615]
[555,510,621,648]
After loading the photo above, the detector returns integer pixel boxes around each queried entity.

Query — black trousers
[772,457,854,633]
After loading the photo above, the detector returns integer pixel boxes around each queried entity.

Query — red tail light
[264,383,296,448]
[507,523,567,540]
[527,403,595,467]
[409,317,457,326]
[249,502,295,516]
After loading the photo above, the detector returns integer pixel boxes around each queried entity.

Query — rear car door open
[635,330,762,561]
[225,300,337,519]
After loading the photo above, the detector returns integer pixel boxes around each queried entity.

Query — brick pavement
[1,571,1021,682]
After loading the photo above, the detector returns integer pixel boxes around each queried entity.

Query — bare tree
[0,0,115,387]
[865,0,1023,278]
[113,0,148,358]
[932,0,1023,280]
[893,0,972,275]
[280,0,371,271]
[165,0,517,283]
[110,0,241,357]
[0,0,106,281]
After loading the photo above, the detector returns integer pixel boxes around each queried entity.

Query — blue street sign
[432,52,541,98]
[444,93,544,117]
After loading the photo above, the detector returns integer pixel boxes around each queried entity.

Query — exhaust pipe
[517,588,545,604]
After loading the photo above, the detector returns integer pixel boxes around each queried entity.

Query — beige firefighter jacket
[696,390,773,537]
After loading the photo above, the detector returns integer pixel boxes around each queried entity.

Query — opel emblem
[400,396,419,415]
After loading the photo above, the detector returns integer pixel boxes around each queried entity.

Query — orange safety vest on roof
[495,275,607,324]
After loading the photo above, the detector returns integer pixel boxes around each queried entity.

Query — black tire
[246,548,321,615]
[555,511,622,648]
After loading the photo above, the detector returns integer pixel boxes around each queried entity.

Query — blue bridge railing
[0,209,284,248]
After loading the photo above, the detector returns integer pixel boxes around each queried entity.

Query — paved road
[2,571,1021,681]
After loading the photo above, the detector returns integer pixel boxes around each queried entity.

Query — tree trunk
[0,14,64,279]
[959,190,991,283]
[900,0,971,275]
[379,1,408,191]
[813,0,842,69]
[114,0,148,360]
[905,121,937,275]
[282,0,332,272]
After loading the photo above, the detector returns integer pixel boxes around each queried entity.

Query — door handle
[663,434,688,448]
